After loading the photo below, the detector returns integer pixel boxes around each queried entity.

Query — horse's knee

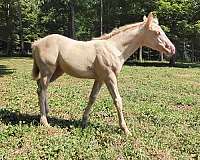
[41,76,49,88]
[36,79,47,92]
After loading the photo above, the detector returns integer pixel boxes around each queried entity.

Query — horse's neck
[109,26,144,64]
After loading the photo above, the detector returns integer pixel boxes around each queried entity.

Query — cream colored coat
[32,12,175,135]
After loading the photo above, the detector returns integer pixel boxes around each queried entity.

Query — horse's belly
[66,68,95,79]
[59,43,97,79]
[60,62,95,79]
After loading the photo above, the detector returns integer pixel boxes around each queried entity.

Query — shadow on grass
[0,55,32,59]
[125,61,200,68]
[0,65,15,77]
[0,108,81,129]
[0,108,122,134]
[0,56,32,60]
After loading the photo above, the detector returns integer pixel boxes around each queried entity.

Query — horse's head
[142,12,175,56]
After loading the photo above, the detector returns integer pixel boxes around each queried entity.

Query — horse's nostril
[165,43,169,48]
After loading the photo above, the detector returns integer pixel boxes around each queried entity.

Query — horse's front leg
[37,77,49,126]
[105,72,131,135]
[82,80,103,128]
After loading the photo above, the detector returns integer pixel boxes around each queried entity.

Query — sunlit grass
[0,57,200,159]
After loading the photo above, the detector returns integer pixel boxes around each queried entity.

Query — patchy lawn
[0,57,200,159]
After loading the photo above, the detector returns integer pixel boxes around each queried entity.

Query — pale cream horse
[32,12,175,135]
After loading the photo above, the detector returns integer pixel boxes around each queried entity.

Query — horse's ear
[145,12,154,29]
[143,15,147,21]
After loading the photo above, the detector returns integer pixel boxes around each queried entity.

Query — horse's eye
[156,31,161,35]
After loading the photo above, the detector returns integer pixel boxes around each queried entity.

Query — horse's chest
[94,51,122,80]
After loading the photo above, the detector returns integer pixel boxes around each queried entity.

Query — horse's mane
[93,22,144,40]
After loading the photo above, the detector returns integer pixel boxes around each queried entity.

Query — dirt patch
[149,150,172,160]
[175,104,192,110]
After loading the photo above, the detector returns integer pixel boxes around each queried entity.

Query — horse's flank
[32,35,90,79]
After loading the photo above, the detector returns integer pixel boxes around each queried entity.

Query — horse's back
[58,37,99,78]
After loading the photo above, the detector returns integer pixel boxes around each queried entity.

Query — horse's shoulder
[94,42,122,76]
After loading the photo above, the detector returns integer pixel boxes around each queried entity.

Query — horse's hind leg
[37,80,49,115]
[82,80,102,128]
[37,75,50,126]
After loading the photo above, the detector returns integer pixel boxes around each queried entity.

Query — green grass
[0,57,200,159]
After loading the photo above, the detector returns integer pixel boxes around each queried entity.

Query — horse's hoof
[125,130,132,136]
[81,122,87,129]
[40,116,50,127]
[124,129,132,136]
[81,117,88,128]
[43,123,50,127]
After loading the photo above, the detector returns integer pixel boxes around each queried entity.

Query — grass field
[0,57,200,159]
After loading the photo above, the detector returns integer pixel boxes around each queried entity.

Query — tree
[68,0,75,39]
[100,0,103,35]
[17,0,24,54]
[0,0,199,60]
[0,0,19,55]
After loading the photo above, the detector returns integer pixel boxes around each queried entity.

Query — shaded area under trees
[0,0,199,63]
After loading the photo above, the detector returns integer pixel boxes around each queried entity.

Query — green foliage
[19,0,40,41]
[0,0,200,61]
[194,20,200,34]
[0,0,199,40]
[157,0,199,37]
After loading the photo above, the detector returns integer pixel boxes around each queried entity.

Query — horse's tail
[32,43,40,80]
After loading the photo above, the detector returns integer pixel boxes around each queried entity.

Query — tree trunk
[160,52,164,61]
[191,39,194,63]
[17,1,25,55]
[139,46,143,62]
[100,0,103,35]
[169,54,176,67]
[68,0,75,39]
[6,3,11,55]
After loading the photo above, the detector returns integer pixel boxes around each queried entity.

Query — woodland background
[0,0,200,62]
